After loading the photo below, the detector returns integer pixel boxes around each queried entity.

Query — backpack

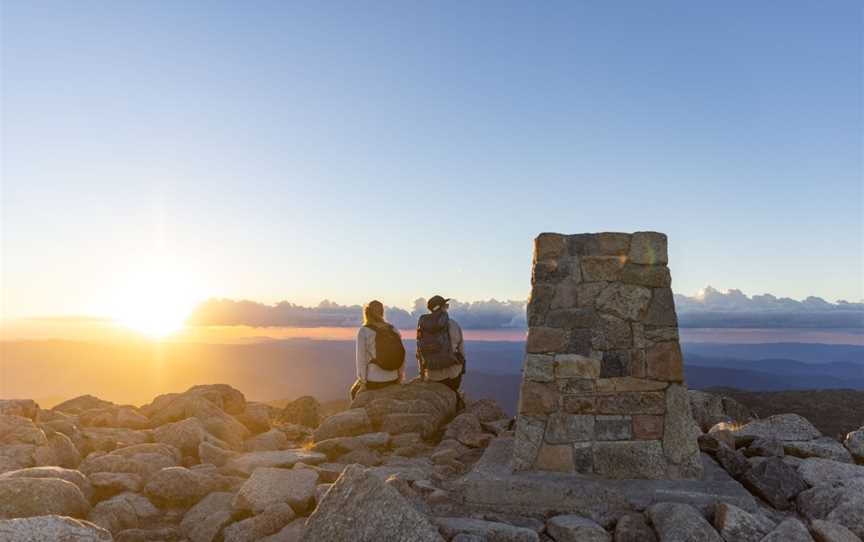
[367,325,405,371]
[417,310,458,371]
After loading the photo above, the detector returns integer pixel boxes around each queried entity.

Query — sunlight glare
[110,266,202,339]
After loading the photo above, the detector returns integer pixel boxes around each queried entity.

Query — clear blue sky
[2,1,862,318]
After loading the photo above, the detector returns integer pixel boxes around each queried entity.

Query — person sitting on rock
[416,295,466,394]
[351,300,406,400]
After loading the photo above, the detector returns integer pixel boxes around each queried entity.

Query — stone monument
[513,231,702,479]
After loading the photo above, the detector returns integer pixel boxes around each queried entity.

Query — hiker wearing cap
[416,295,466,393]
[351,300,406,400]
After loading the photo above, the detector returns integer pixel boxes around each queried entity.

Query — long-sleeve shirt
[356,326,403,383]
[423,318,465,382]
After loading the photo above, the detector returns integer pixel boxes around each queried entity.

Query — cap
[427,295,450,311]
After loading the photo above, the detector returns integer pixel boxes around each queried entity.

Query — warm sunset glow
[109,266,202,339]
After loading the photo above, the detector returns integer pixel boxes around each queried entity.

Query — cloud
[187,287,863,330]
[187,298,526,329]
[674,286,864,329]
[675,286,864,313]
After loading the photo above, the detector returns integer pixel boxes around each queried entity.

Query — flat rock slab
[434,517,539,542]
[233,468,319,514]
[223,449,326,476]
[455,438,756,523]
[0,515,112,541]
[797,458,864,487]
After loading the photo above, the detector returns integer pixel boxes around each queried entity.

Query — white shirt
[356,326,403,383]
[423,317,465,382]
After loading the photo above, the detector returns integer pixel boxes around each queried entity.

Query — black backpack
[417,310,458,371]
[367,325,405,371]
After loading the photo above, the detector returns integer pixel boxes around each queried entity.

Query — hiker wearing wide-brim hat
[416,295,466,395]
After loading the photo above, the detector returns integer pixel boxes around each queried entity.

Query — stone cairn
[513,231,703,479]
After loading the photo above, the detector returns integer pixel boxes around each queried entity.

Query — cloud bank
[673,286,863,329]
[187,298,527,330]
[187,287,863,330]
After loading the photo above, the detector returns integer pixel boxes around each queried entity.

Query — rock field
[0,381,862,541]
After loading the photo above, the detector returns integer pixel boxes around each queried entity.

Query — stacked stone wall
[513,231,702,479]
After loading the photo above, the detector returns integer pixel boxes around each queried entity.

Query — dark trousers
[440,375,465,410]
[350,378,399,400]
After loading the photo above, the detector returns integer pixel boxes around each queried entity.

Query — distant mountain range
[2,338,861,417]
[682,342,864,363]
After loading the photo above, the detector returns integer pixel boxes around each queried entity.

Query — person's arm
[416,326,425,379]
[451,320,465,356]
[356,328,369,382]
[452,320,466,370]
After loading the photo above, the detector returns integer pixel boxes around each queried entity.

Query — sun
[110,266,202,339]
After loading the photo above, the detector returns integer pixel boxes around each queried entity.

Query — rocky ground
[0,382,862,541]
[702,388,864,440]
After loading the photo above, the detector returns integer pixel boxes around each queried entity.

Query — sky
[2,1,862,321]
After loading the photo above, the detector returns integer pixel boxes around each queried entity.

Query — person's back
[416,295,465,392]
[352,300,405,400]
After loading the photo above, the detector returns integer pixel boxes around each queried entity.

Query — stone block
[627,350,647,378]
[596,392,665,415]
[512,416,545,471]
[523,355,554,383]
[631,323,646,348]
[596,283,652,321]
[599,351,630,378]
[633,415,665,440]
[643,288,678,327]
[663,384,703,475]
[595,378,667,393]
[550,282,579,310]
[563,258,583,284]
[566,234,601,256]
[596,232,632,256]
[527,284,555,326]
[534,444,575,472]
[593,441,667,479]
[546,308,596,329]
[644,325,679,343]
[581,256,625,282]
[562,396,595,414]
[526,327,568,353]
[572,443,593,473]
[518,381,558,415]
[591,314,632,350]
[646,341,684,382]
[629,232,668,265]
[555,355,601,379]
[545,414,594,444]
[533,259,567,284]
[567,329,593,356]
[558,379,595,395]
[576,282,606,308]
[621,263,671,288]
[535,233,567,262]
[595,416,632,441]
